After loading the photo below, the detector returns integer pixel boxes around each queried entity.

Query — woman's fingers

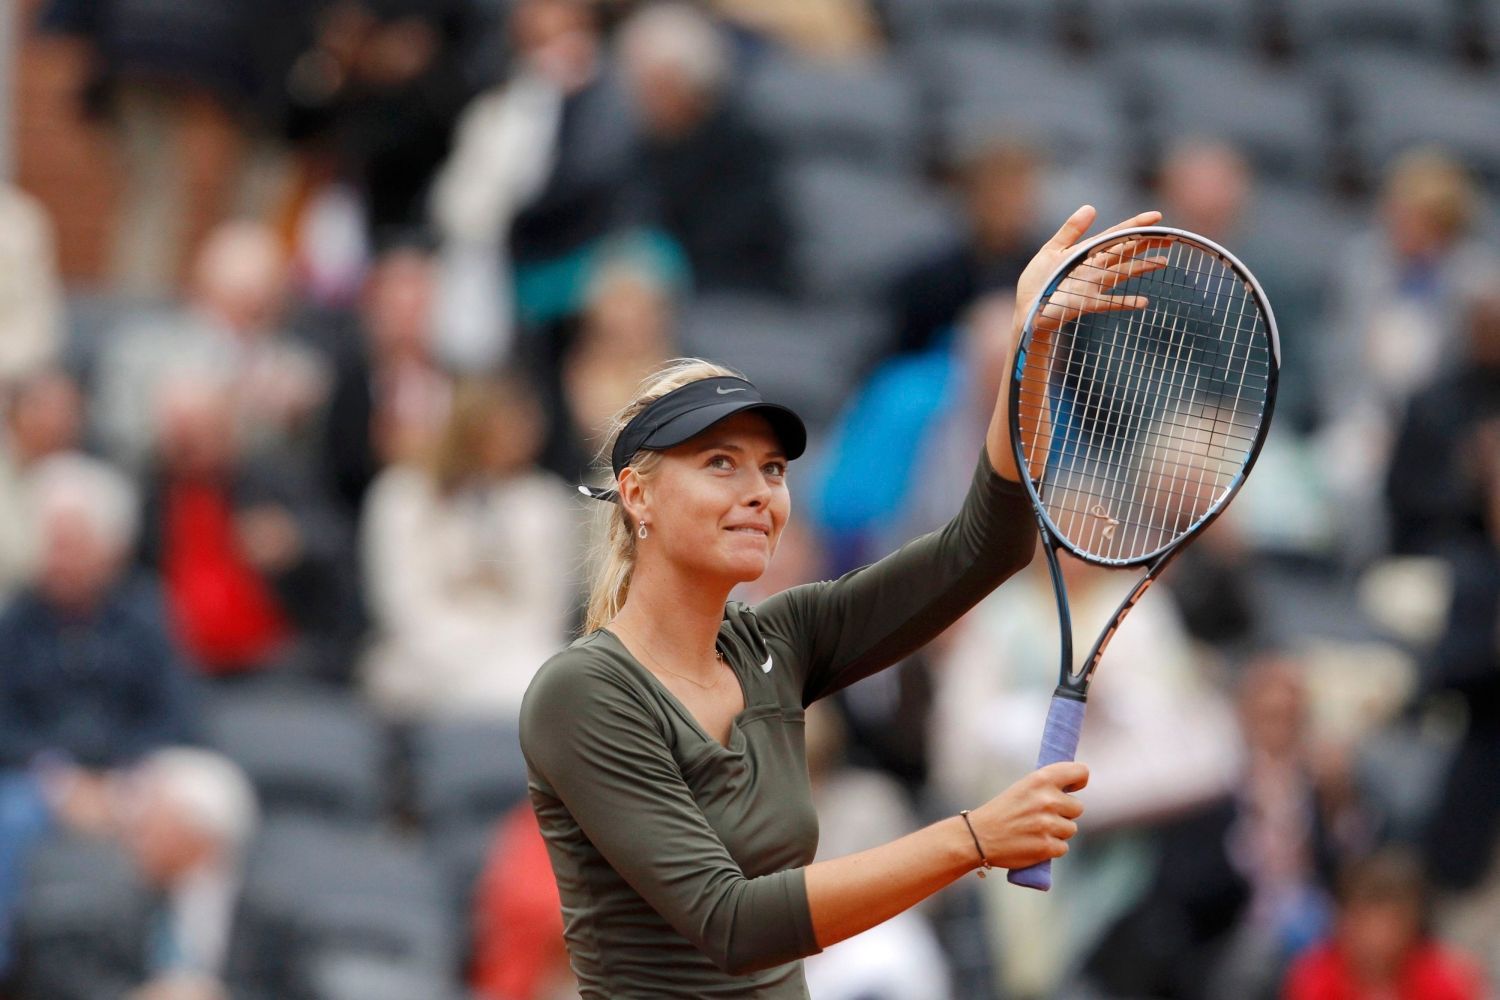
[1098,256,1169,289]
[1101,209,1163,235]
[1046,204,1099,249]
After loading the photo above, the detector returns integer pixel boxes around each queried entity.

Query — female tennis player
[520,204,1163,997]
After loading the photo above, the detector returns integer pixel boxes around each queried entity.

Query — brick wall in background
[14,0,244,288]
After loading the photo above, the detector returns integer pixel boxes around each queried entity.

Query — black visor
[578,376,807,503]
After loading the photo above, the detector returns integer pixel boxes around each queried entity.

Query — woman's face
[628,411,791,585]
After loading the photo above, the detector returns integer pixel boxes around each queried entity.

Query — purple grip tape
[1006,694,1086,891]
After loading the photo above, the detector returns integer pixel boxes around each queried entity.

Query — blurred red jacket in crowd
[472,803,570,1000]
[1284,940,1487,1000]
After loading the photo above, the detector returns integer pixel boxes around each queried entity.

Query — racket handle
[1007,693,1087,892]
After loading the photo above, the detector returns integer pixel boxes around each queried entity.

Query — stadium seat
[1039,164,1141,234]
[12,836,151,1000]
[410,718,529,834]
[202,687,386,825]
[923,36,1129,170]
[1082,0,1263,50]
[227,819,457,997]
[309,952,467,1000]
[678,294,890,433]
[781,161,960,304]
[1333,53,1500,187]
[1125,44,1334,188]
[408,718,529,917]
[743,51,925,176]
[1481,0,1500,59]
[1283,0,1458,56]
[923,0,1061,43]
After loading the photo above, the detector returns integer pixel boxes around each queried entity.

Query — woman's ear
[618,466,647,526]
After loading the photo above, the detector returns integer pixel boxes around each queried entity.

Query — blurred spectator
[619,3,794,297]
[1158,139,1253,246]
[15,749,259,1000]
[932,556,1239,995]
[119,749,257,999]
[1084,652,1374,998]
[471,802,574,1000]
[1386,285,1500,556]
[545,259,676,482]
[801,703,953,1000]
[0,370,85,599]
[0,185,63,380]
[883,293,1014,548]
[1320,150,1499,558]
[359,373,577,720]
[93,221,330,474]
[321,246,454,516]
[283,0,477,239]
[0,452,193,771]
[431,0,636,343]
[138,376,355,680]
[1416,407,1500,891]
[0,454,193,970]
[886,138,1043,356]
[1284,850,1487,1000]
[710,0,882,61]
[1130,143,1271,641]
[39,0,295,297]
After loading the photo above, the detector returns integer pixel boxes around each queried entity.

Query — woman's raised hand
[1013,206,1167,339]
[968,762,1089,870]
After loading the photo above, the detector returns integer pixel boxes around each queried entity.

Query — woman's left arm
[757,206,1163,704]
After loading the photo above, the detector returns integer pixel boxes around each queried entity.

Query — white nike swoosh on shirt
[761,655,774,673]
[716,386,746,394]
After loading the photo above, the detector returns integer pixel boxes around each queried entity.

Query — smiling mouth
[726,526,769,536]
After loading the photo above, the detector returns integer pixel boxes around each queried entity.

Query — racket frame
[1007,225,1281,698]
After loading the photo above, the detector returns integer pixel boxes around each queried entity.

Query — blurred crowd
[3,0,1500,998]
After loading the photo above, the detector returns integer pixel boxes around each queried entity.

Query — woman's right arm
[803,760,1087,949]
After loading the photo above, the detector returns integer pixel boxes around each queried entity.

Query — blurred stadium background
[1,0,1499,998]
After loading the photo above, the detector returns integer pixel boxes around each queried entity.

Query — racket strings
[1017,237,1272,562]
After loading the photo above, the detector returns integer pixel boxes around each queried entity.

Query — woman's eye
[709,455,733,470]
[764,462,787,478]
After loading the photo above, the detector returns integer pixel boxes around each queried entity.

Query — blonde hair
[582,357,743,632]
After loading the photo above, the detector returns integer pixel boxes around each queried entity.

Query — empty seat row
[883,0,1476,57]
[745,39,1500,192]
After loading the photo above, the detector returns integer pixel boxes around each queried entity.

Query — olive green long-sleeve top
[519,451,1037,998]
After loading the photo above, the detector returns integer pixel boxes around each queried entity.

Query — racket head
[1008,226,1280,567]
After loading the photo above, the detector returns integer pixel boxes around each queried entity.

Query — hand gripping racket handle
[1007,693,1087,891]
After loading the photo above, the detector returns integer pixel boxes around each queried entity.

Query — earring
[637,522,649,540]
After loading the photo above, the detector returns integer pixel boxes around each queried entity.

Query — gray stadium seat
[924,36,1129,169]
[782,161,960,303]
[678,294,888,432]
[1123,44,1333,187]
[310,952,467,1000]
[1039,166,1142,237]
[409,718,528,918]
[744,51,925,176]
[227,819,457,998]
[1482,0,1500,59]
[1083,0,1263,49]
[1284,0,1458,55]
[203,688,386,824]
[410,718,529,833]
[923,0,1061,42]
[1334,53,1500,187]
[13,836,151,1000]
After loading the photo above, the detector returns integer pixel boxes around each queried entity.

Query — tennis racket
[1005,225,1279,891]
